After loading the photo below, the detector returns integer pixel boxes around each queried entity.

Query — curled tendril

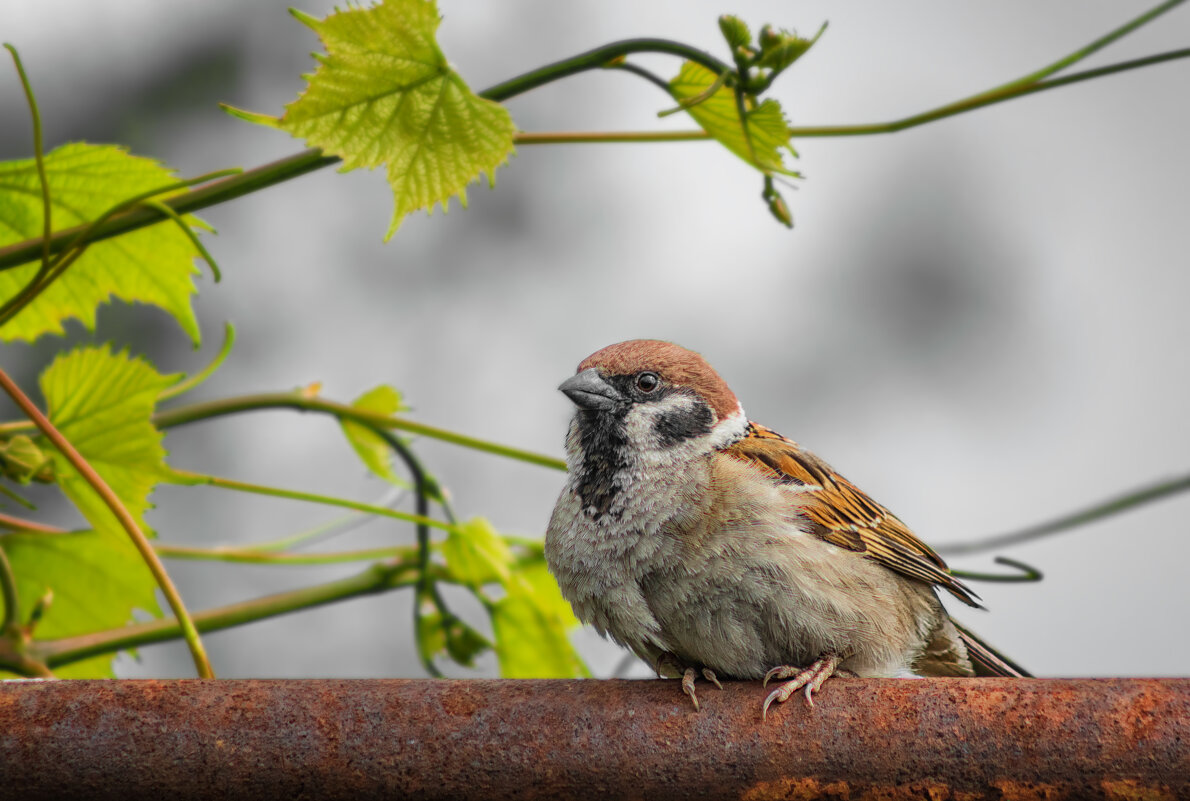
[950,556,1044,584]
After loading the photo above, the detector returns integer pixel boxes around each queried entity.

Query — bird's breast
[545,454,714,655]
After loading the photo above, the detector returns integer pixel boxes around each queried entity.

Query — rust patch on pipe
[1101,779,1175,801]
[0,678,1187,800]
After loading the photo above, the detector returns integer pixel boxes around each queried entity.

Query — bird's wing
[723,422,981,607]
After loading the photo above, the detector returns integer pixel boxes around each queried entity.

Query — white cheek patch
[621,394,698,449]
[620,398,747,468]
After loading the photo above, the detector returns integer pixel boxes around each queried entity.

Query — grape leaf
[668,61,800,177]
[490,556,586,678]
[442,517,513,587]
[0,530,161,678]
[441,517,583,676]
[280,0,516,238]
[0,143,209,344]
[491,579,588,679]
[39,345,178,541]
[340,385,408,485]
[514,558,580,630]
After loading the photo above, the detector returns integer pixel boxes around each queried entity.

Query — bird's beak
[558,368,622,411]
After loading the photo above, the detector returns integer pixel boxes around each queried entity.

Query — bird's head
[559,340,747,467]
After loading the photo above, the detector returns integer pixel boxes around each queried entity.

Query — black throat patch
[574,407,630,520]
[570,378,716,519]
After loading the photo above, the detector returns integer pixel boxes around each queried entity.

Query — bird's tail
[954,621,1031,677]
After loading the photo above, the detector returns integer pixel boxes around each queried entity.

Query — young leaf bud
[0,435,54,484]
[718,15,753,50]
[758,25,781,51]
[763,179,794,228]
[27,588,54,633]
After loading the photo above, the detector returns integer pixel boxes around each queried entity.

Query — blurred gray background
[1,1,1187,679]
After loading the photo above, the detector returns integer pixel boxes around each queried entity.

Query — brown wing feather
[952,620,1031,677]
[724,423,981,607]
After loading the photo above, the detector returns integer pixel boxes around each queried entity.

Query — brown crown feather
[577,340,741,423]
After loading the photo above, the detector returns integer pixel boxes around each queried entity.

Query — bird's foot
[761,653,848,719]
[681,666,722,711]
[654,652,721,711]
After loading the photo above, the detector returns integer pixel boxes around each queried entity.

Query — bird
[544,339,1027,718]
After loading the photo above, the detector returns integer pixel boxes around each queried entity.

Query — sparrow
[545,340,1027,718]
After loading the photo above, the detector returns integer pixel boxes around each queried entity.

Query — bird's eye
[635,372,660,393]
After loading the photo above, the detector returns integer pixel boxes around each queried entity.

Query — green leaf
[40,345,177,541]
[491,576,588,678]
[340,385,407,485]
[0,143,209,345]
[514,557,580,630]
[1,530,161,678]
[279,0,516,239]
[442,517,513,587]
[668,61,800,177]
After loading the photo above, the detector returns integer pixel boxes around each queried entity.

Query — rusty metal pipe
[1,678,1186,800]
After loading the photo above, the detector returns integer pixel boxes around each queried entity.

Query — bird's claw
[761,654,845,720]
[681,667,700,711]
[680,666,725,710]
[656,652,722,711]
[762,664,787,687]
